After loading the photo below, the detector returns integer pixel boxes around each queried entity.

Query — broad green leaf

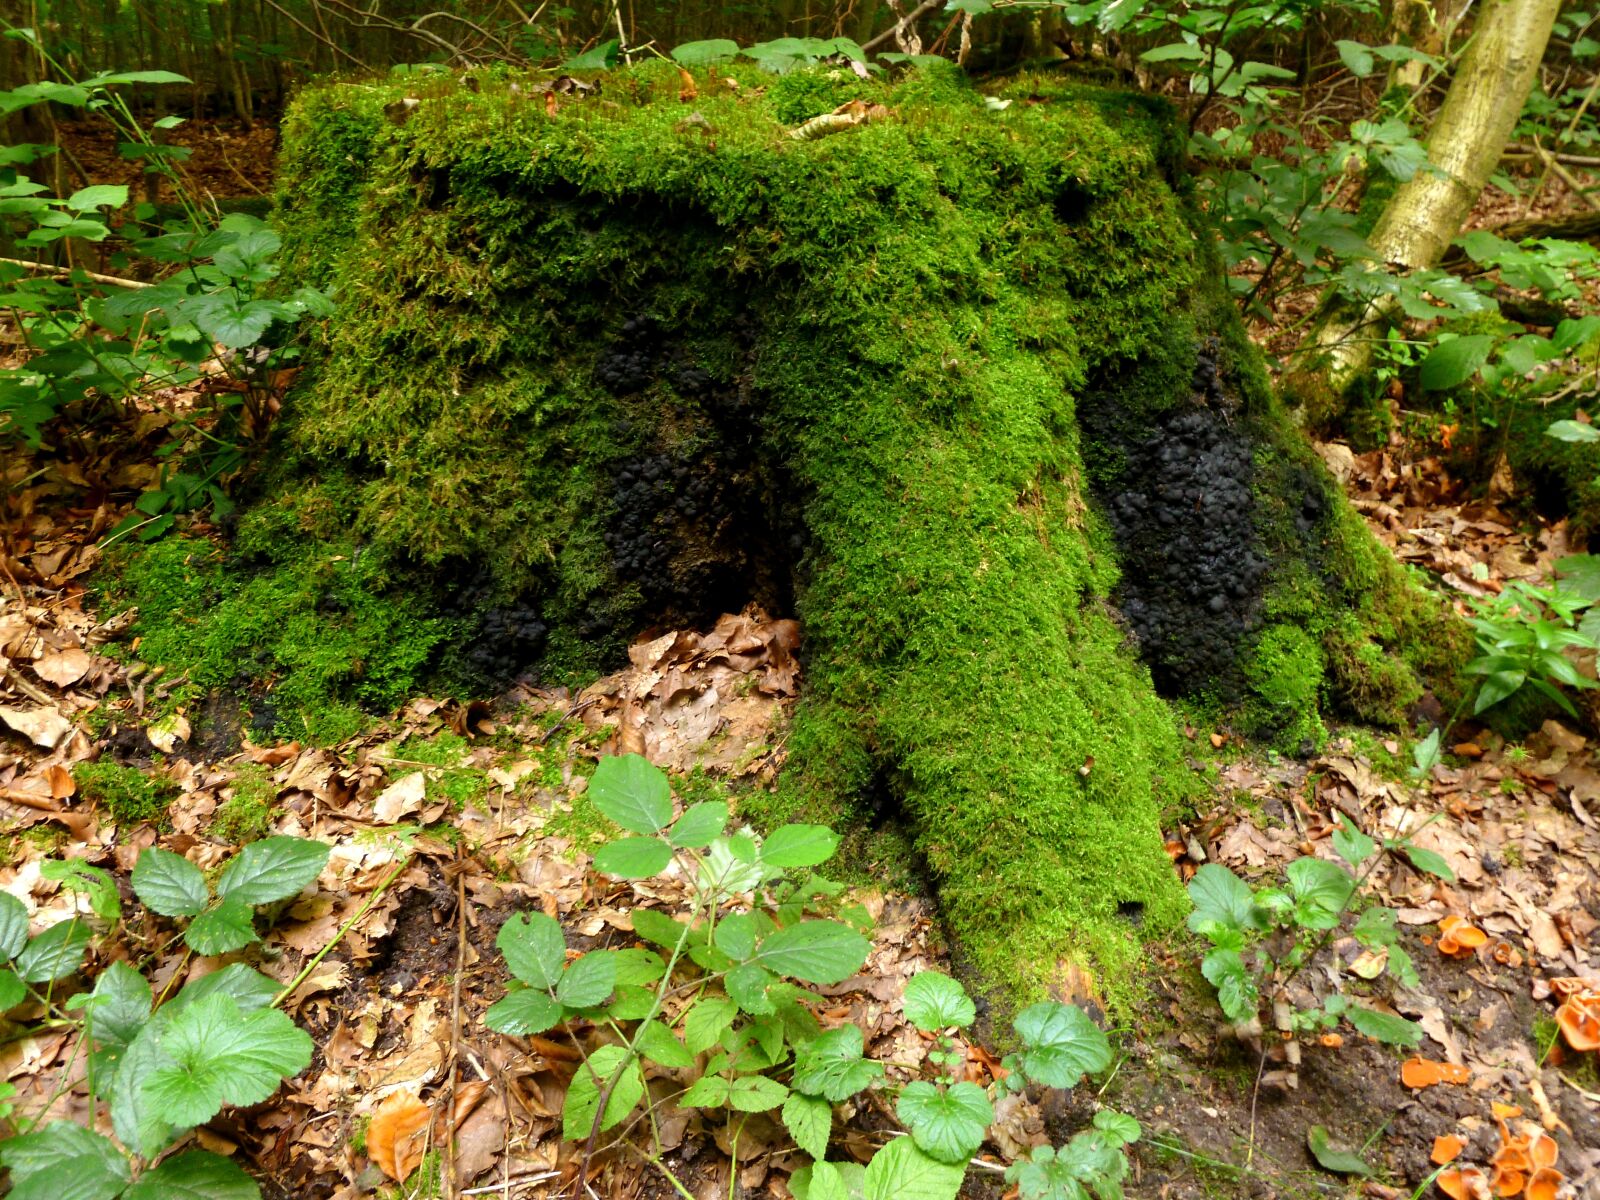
[611,947,666,986]
[1419,334,1495,391]
[670,800,729,847]
[896,1080,992,1164]
[1307,1125,1373,1176]
[715,911,761,960]
[141,994,313,1128]
[214,836,328,906]
[170,964,280,1014]
[588,754,672,833]
[754,920,869,984]
[112,1009,179,1155]
[593,836,673,878]
[0,891,28,959]
[65,184,127,211]
[1330,819,1375,867]
[761,824,840,868]
[42,859,120,922]
[1345,1004,1422,1047]
[1546,420,1599,443]
[1286,858,1355,927]
[497,912,566,988]
[672,38,740,65]
[806,1162,852,1200]
[792,1161,868,1200]
[84,69,191,86]
[1351,905,1399,948]
[902,972,975,1032]
[1185,864,1261,934]
[484,988,563,1035]
[727,962,777,1014]
[562,1044,643,1141]
[606,984,654,1021]
[1093,1109,1141,1145]
[1201,948,1259,1021]
[792,1024,884,1101]
[1335,39,1374,77]
[563,38,620,70]
[133,847,211,917]
[636,1020,695,1068]
[1140,42,1207,63]
[15,917,90,982]
[184,896,259,956]
[85,961,152,1053]
[730,1074,790,1112]
[0,968,23,1011]
[1403,844,1456,882]
[0,1121,131,1200]
[862,1135,966,1200]
[630,907,693,951]
[124,1149,260,1199]
[556,951,616,1009]
[684,995,739,1053]
[1013,1002,1111,1087]
[681,1073,731,1106]
[783,1090,832,1159]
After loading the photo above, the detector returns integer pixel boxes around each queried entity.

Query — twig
[0,257,153,289]
[1503,146,1600,167]
[271,857,409,1008]
[460,1173,560,1196]
[1245,1043,1268,1169]
[1533,139,1600,213]
[861,0,942,52]
[539,696,599,744]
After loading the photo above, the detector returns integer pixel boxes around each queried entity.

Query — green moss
[212,764,276,843]
[75,761,178,826]
[1242,624,1325,750]
[391,732,490,811]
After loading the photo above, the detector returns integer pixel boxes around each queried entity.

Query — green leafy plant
[483,753,1136,1199]
[1187,818,1456,1048]
[1464,578,1600,718]
[130,836,330,955]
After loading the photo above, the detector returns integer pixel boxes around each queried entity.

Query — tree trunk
[167,63,1465,1006]
[1284,0,1561,428]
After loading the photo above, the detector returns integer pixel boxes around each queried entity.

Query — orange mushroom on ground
[1432,1135,1466,1165]
[1555,990,1600,1053]
[1438,915,1490,958]
[1525,1167,1565,1200]
[1438,1166,1490,1200]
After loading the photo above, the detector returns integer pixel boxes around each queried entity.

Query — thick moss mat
[107,61,1465,1005]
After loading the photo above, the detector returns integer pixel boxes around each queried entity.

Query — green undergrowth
[211,764,276,843]
[74,759,179,826]
[94,59,1465,1008]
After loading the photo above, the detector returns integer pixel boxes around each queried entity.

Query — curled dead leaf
[32,648,92,687]
[366,1090,431,1182]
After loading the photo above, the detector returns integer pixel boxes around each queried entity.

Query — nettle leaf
[556,951,616,1009]
[670,800,729,848]
[0,1120,131,1200]
[184,896,259,956]
[783,1090,832,1160]
[0,891,28,959]
[497,912,566,988]
[897,1080,993,1164]
[562,1044,643,1141]
[902,972,975,1032]
[588,754,672,834]
[1345,1004,1422,1048]
[862,1135,966,1200]
[124,1149,259,1199]
[1185,864,1262,934]
[1201,948,1259,1021]
[730,1074,790,1112]
[484,987,564,1036]
[592,836,673,878]
[792,1023,885,1101]
[761,824,840,868]
[1013,1002,1111,1088]
[141,994,313,1128]
[754,920,869,984]
[684,995,739,1054]
[16,917,90,983]
[214,836,328,907]
[133,846,211,916]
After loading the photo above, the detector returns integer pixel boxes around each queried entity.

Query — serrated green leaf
[1093,1109,1141,1145]
[563,1044,643,1140]
[112,1009,179,1156]
[784,1090,832,1159]
[133,847,211,917]
[715,911,761,960]
[1201,948,1258,1021]
[682,1073,732,1106]
[636,1020,695,1068]
[0,968,23,1011]
[170,964,281,1014]
[1307,1124,1372,1176]
[497,912,566,988]
[124,1149,260,1199]
[41,859,121,923]
[184,896,259,956]
[0,1121,131,1200]
[0,891,29,960]
[85,960,151,1052]
[588,754,672,833]
[806,1161,852,1200]
[792,1024,884,1101]
[15,917,90,982]
[902,972,975,1032]
[1013,1002,1110,1087]
[140,994,312,1127]
[753,920,869,984]
[556,951,615,1009]
[1330,819,1375,866]
[214,836,328,906]
[1345,1004,1422,1047]
[630,907,694,951]
[65,184,127,211]
[727,962,777,1014]
[684,995,738,1053]
[611,947,666,986]
[897,1080,993,1164]
[862,1135,965,1200]
[592,836,673,878]
[1185,864,1261,934]
[484,988,564,1035]
[761,824,840,868]
[730,1074,790,1112]
[670,800,729,847]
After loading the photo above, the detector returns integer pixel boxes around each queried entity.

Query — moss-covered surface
[103,60,1466,1006]
[75,760,178,826]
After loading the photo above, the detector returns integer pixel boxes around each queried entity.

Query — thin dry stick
[271,857,409,1008]
[0,257,152,289]
[861,0,941,52]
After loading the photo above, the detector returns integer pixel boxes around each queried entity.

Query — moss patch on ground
[75,760,178,826]
[100,60,1465,1007]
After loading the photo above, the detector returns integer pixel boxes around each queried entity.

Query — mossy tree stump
[236,61,1464,1002]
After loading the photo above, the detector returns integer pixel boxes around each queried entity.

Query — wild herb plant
[1187,818,1456,1047]
[0,835,330,1199]
[485,753,1136,1200]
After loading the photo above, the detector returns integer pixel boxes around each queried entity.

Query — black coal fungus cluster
[1101,342,1268,693]
[605,449,732,587]
[595,317,660,395]
[438,573,548,689]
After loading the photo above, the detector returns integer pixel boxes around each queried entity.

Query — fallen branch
[861,0,943,52]
[0,256,153,289]
[1533,140,1600,213]
[1504,145,1600,167]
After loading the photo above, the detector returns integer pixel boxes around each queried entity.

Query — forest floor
[2,123,1600,1200]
